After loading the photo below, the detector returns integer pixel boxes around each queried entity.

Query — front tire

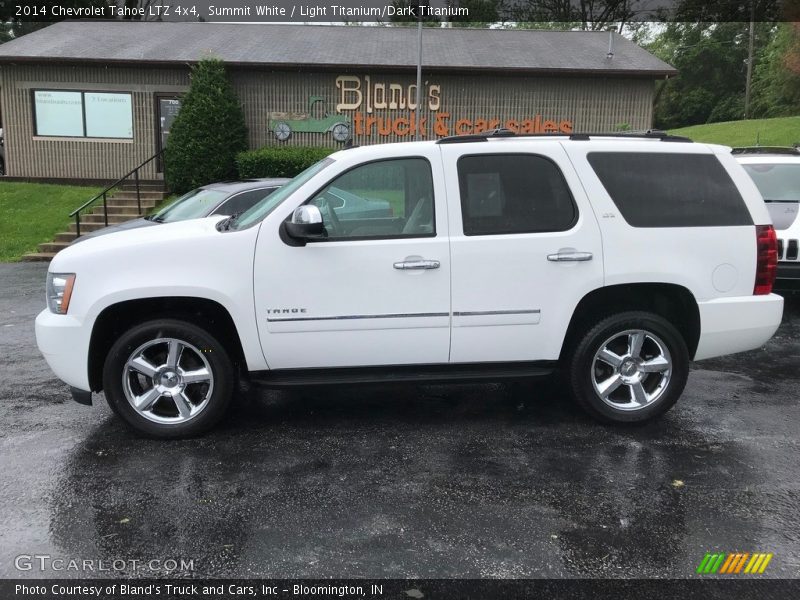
[567,311,689,423]
[102,319,234,438]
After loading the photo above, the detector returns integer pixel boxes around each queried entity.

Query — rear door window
[587,152,752,227]
[457,154,577,236]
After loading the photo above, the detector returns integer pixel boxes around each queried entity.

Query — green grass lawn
[0,182,101,261]
[670,116,800,147]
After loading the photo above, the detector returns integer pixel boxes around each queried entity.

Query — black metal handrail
[69,149,165,237]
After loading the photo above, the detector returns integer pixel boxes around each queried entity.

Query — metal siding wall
[0,64,189,179]
[0,63,656,180]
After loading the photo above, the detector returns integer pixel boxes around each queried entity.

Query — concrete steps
[80,212,145,224]
[20,252,57,262]
[21,184,167,262]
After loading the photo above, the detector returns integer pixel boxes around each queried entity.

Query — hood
[51,216,228,271]
[71,217,155,244]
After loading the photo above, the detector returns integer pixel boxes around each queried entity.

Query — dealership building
[0,21,675,183]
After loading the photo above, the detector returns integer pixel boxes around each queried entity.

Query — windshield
[742,163,800,230]
[154,188,228,223]
[230,158,335,230]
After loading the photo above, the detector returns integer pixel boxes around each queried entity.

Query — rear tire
[102,319,234,438]
[567,311,689,423]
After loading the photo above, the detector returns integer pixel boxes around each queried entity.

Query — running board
[249,362,557,388]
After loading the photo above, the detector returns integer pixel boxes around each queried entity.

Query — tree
[0,0,108,43]
[164,58,248,194]
[511,0,638,30]
[648,22,773,129]
[750,23,800,118]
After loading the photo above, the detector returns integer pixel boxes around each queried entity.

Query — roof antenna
[607,31,615,60]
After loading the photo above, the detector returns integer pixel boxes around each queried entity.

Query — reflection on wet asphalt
[1,263,798,578]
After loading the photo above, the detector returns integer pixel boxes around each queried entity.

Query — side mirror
[284,205,326,241]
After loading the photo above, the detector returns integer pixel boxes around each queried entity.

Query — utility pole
[744,2,755,119]
[415,1,423,141]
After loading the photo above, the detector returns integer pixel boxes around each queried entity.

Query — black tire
[567,311,689,423]
[102,319,234,438]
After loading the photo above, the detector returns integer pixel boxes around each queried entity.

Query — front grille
[788,239,799,261]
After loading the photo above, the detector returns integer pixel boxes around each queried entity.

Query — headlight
[46,273,76,314]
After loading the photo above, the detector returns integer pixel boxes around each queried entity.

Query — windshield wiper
[145,214,166,223]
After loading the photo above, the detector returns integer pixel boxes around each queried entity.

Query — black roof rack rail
[436,128,693,144]
[731,146,800,155]
[436,128,517,144]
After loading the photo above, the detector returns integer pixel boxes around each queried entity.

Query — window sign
[34,91,84,137]
[34,90,133,138]
[85,92,133,138]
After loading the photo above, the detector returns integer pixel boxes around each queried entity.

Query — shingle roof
[0,21,676,76]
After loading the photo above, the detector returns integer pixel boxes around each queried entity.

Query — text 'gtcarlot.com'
[14,554,194,573]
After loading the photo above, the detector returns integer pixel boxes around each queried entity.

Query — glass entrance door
[156,95,182,172]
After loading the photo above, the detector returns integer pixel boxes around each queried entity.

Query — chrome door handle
[547,251,593,262]
[393,259,440,270]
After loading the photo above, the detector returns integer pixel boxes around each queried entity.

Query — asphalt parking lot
[1,261,799,580]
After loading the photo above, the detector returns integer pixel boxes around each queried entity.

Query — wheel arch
[88,296,247,392]
[560,283,701,361]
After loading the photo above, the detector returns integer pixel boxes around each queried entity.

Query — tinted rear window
[457,154,577,236]
[587,152,752,227]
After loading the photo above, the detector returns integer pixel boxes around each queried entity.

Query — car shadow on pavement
[47,377,770,579]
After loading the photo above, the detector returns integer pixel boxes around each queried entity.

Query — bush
[236,146,332,179]
[164,58,248,194]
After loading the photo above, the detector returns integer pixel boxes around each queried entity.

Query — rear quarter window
[587,152,753,227]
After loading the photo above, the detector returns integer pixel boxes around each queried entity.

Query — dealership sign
[335,75,573,138]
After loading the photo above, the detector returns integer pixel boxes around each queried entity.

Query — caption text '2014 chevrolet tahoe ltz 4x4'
[35,131,784,438]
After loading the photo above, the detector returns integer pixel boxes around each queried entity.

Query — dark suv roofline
[203,178,290,191]
[436,128,693,144]
[731,146,800,156]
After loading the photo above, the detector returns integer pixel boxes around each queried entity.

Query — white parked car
[734,147,800,291]
[36,131,784,438]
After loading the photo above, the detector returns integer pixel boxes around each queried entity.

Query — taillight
[754,224,778,295]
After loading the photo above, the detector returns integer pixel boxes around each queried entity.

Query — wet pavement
[1,262,799,579]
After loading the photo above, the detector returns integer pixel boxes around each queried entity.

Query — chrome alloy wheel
[591,329,672,411]
[122,338,214,424]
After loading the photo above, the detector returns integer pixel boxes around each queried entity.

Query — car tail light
[754,225,778,295]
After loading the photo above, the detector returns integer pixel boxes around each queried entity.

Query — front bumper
[70,386,92,405]
[35,308,92,393]
[694,294,784,360]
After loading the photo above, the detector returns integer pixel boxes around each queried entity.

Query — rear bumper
[694,294,783,360]
[35,308,92,393]
[775,262,800,292]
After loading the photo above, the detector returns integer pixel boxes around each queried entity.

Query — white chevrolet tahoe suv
[36,131,784,438]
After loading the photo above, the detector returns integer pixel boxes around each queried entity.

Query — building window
[457,154,577,236]
[33,90,133,139]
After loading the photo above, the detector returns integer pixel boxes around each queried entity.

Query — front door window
[307,158,435,240]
